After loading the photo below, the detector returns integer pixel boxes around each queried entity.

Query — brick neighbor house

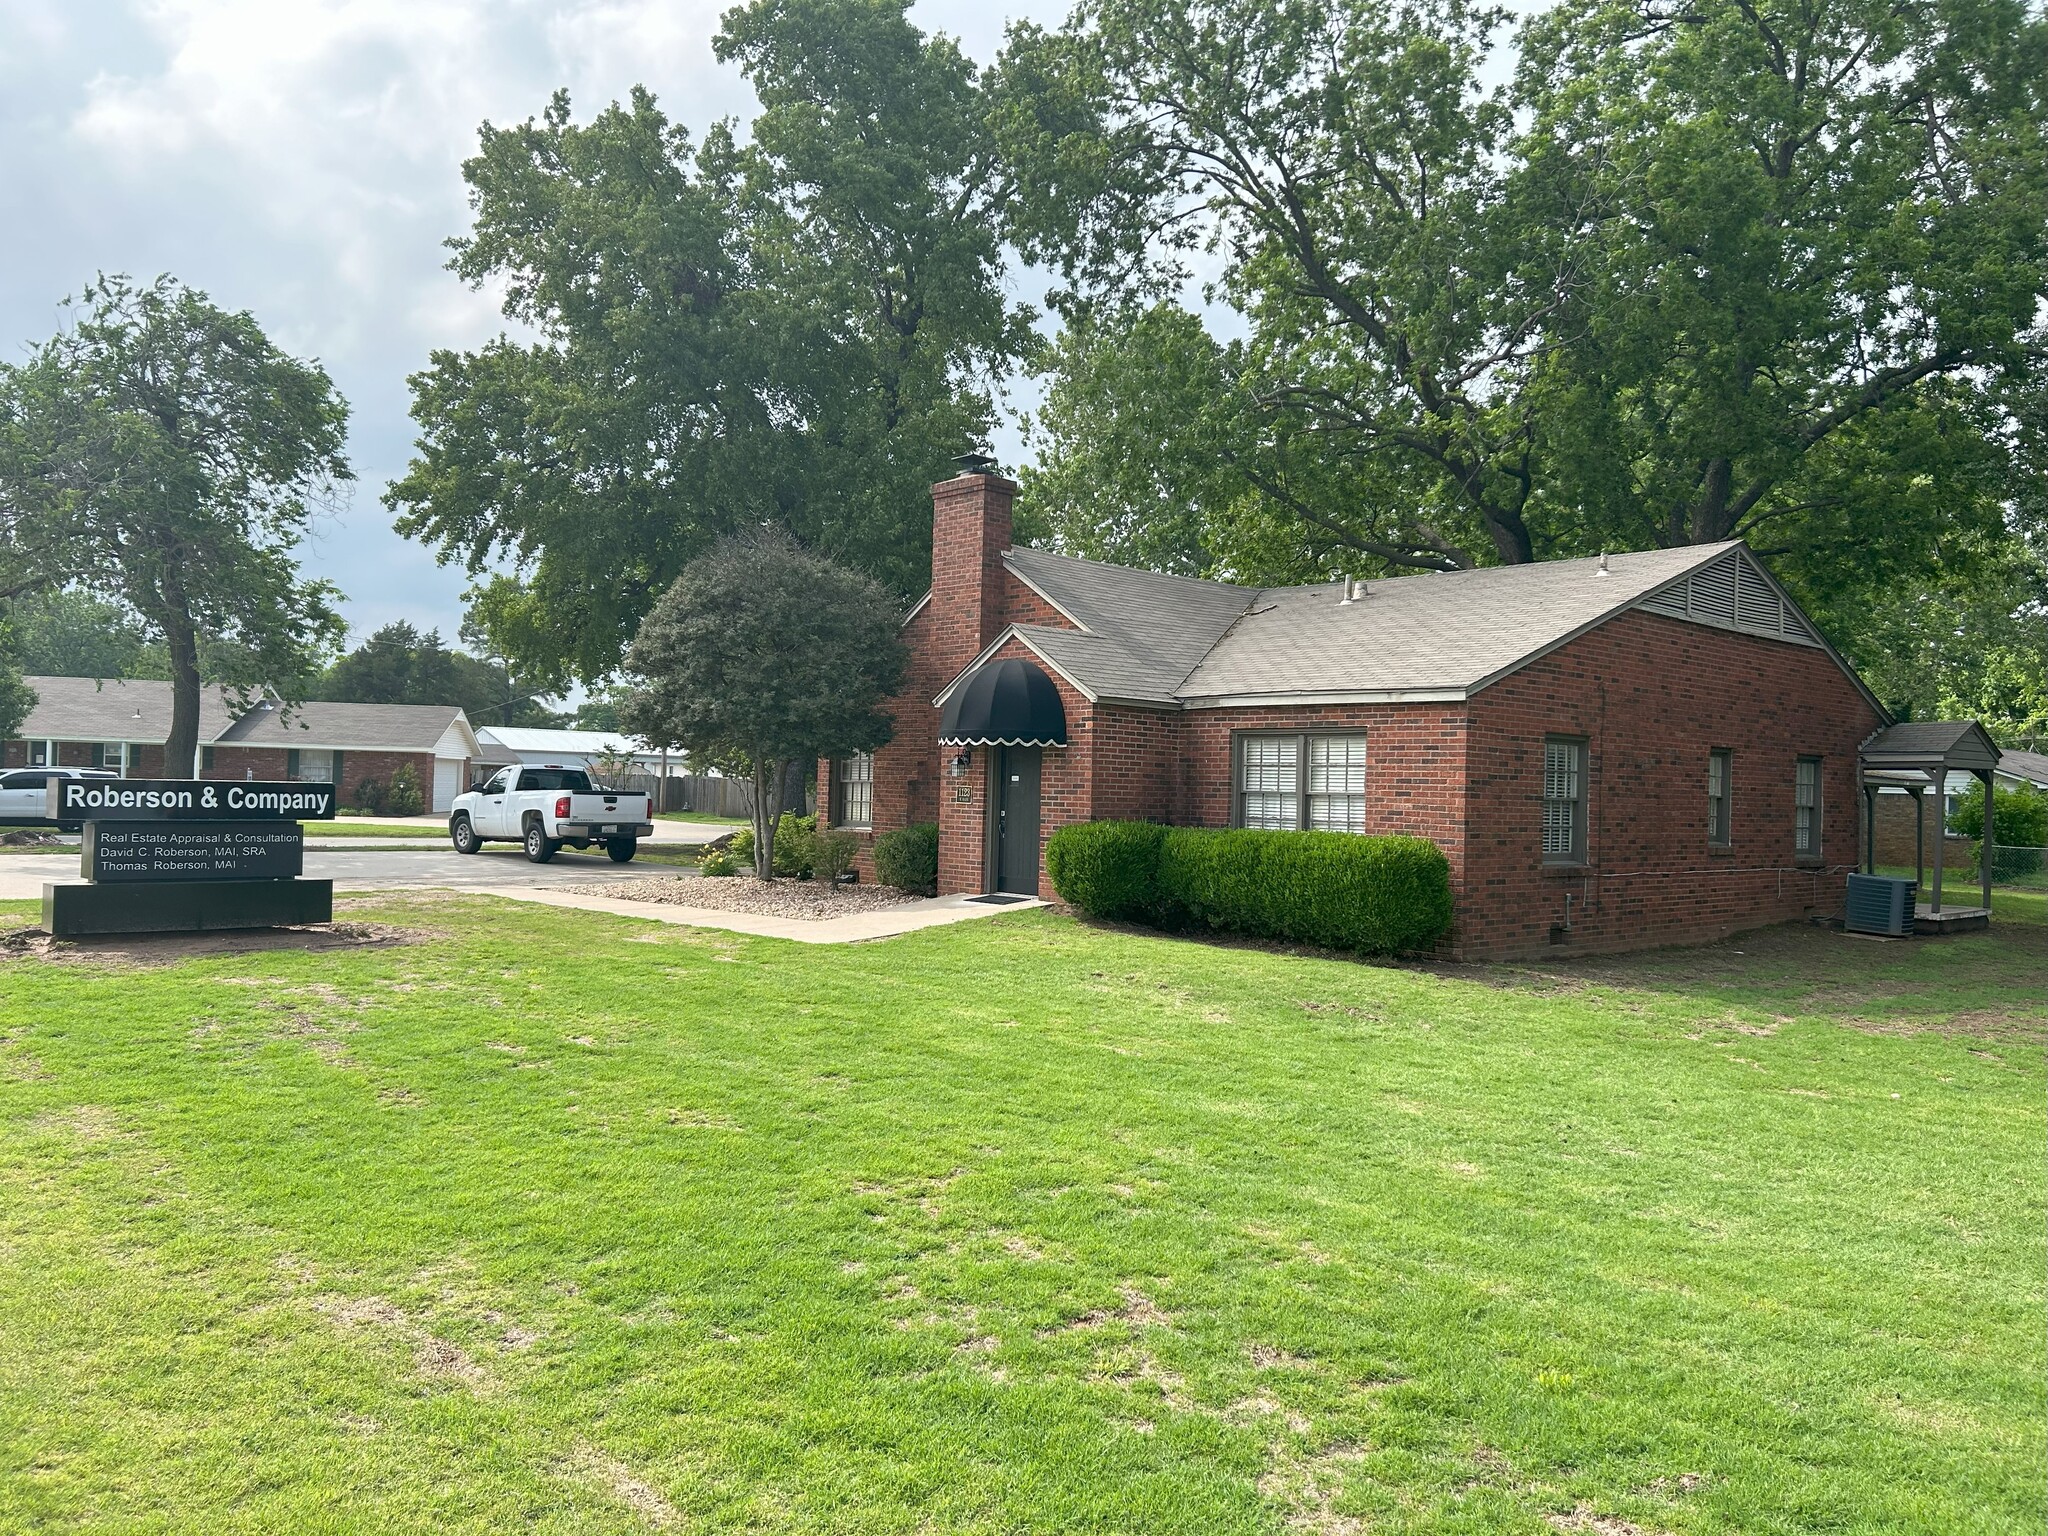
[2,677,482,814]
[820,465,1904,959]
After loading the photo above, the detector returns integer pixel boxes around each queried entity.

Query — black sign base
[43,879,335,938]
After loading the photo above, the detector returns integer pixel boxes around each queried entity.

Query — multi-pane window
[833,752,874,828]
[1239,736,1300,829]
[1234,733,1367,832]
[1542,737,1585,863]
[92,742,125,774]
[1707,748,1732,845]
[1795,756,1821,856]
[1305,735,1367,832]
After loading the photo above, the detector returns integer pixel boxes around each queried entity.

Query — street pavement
[0,844,687,901]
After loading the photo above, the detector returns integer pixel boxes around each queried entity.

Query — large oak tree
[0,275,349,774]
[995,0,2046,605]
[390,0,1028,689]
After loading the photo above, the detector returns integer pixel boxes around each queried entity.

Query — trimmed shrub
[1158,828,1451,954]
[699,847,738,877]
[813,827,860,884]
[1045,820,1167,920]
[353,778,385,815]
[729,826,755,867]
[874,822,939,896]
[773,812,817,878]
[384,762,425,817]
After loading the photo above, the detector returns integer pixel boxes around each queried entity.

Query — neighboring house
[213,699,482,814]
[1,675,242,776]
[1993,748,2048,794]
[1,678,482,814]
[821,466,1914,959]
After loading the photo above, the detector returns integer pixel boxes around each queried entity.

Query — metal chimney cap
[953,450,1000,477]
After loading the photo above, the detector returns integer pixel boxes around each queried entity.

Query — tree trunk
[750,753,783,881]
[162,608,202,778]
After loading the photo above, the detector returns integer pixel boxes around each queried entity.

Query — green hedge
[1047,819,1452,955]
[1044,820,1167,921]
[874,822,939,896]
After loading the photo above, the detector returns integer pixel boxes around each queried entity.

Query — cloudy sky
[0,0,1066,653]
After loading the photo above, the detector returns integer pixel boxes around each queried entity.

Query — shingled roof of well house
[986,542,1738,705]
[16,676,241,744]
[214,700,469,752]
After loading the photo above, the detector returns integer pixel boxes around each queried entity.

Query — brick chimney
[929,459,1016,678]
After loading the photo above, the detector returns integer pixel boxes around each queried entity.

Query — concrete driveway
[0,844,687,901]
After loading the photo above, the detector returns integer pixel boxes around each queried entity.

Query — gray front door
[995,747,1042,895]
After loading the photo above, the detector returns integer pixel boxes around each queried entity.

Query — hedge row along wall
[1046,820,1453,956]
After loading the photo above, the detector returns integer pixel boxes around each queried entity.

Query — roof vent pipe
[1337,577,1366,604]
[1596,551,1611,576]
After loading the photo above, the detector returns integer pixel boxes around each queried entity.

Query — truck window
[516,768,595,794]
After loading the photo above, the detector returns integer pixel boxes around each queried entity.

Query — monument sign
[43,779,337,937]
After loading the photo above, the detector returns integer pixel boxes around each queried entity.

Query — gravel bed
[560,874,923,920]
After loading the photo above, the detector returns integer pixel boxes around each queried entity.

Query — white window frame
[1231,731,1368,833]
[833,751,874,829]
[1795,756,1821,859]
[1707,748,1732,846]
[1542,736,1587,865]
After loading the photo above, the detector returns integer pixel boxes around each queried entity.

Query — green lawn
[656,809,749,827]
[0,898,2040,1535]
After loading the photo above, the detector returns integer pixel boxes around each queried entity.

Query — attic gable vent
[1637,548,1820,649]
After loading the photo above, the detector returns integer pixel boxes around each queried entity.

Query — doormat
[966,894,1034,905]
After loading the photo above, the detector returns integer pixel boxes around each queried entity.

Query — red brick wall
[1872,792,1973,872]
[1459,610,1881,958]
[837,472,1088,889]
[933,633,1096,896]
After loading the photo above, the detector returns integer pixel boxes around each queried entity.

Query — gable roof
[1860,720,2002,773]
[1179,544,1740,703]
[215,700,477,755]
[1002,547,1254,703]
[16,675,241,745]
[940,541,1875,715]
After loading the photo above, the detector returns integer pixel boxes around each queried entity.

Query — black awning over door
[939,657,1069,747]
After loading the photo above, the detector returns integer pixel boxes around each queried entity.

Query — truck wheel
[607,838,638,864]
[523,819,558,863]
[450,814,480,854]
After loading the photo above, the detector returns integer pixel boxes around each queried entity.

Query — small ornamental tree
[620,529,906,880]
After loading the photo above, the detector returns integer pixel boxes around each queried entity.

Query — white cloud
[2,0,1065,647]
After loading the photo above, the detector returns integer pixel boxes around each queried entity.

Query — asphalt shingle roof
[987,542,1742,704]
[1998,747,2048,788]
[215,700,469,753]
[17,676,240,744]
[1860,720,2002,770]
[1004,547,1253,703]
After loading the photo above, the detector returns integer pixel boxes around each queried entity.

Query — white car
[0,767,119,831]
[448,764,654,863]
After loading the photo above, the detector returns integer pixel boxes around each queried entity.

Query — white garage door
[432,758,462,814]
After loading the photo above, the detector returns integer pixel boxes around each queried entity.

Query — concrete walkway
[455,886,1048,943]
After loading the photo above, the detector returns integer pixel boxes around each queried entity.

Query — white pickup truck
[449,765,653,863]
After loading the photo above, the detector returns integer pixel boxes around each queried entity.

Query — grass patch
[0,900,2040,1533]
[656,810,748,828]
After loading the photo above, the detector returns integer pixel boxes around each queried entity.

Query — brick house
[3,677,481,813]
[820,465,1894,959]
